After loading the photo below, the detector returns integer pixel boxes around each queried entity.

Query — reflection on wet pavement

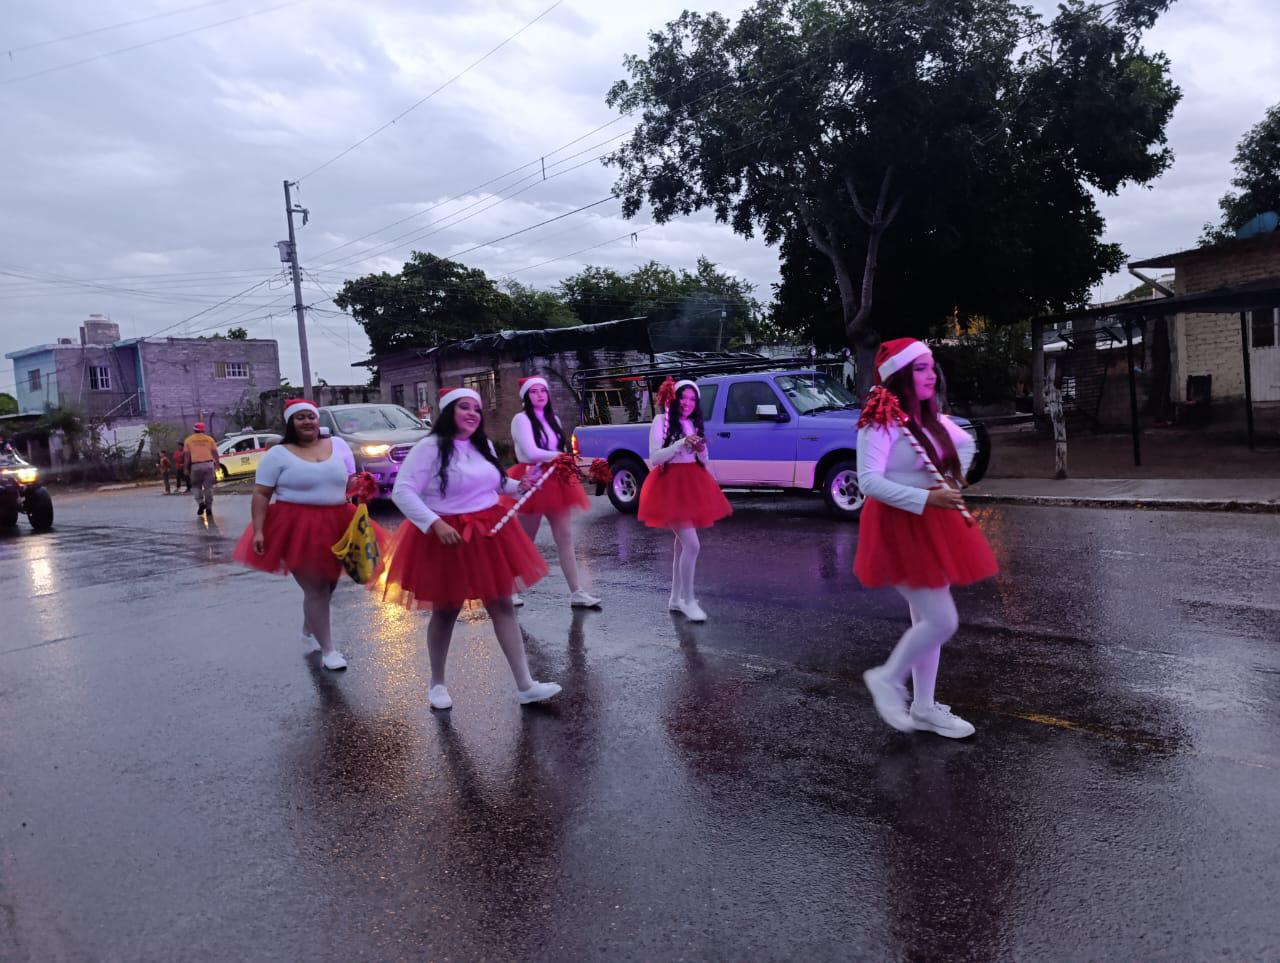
[1,488,1278,959]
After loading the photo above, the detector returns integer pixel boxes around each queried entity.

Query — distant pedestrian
[159,451,174,494]
[636,378,732,622]
[172,444,190,493]
[379,387,560,710]
[507,375,600,609]
[182,421,220,517]
[232,400,386,671]
[856,338,998,739]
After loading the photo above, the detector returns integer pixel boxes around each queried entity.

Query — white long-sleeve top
[647,414,710,468]
[856,417,975,515]
[391,437,520,533]
[511,411,565,464]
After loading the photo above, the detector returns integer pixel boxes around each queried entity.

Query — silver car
[317,404,432,496]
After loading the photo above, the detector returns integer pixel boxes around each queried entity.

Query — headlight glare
[362,444,391,457]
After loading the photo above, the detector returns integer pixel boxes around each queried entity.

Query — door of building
[1249,308,1280,402]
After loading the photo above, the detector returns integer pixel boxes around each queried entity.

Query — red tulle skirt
[507,462,590,516]
[377,503,548,610]
[637,462,733,530]
[854,499,999,589]
[233,500,388,583]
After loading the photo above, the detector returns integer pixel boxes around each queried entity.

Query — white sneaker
[863,667,912,732]
[569,588,601,608]
[511,593,525,607]
[428,684,452,710]
[910,702,976,739]
[668,594,683,612]
[321,649,348,671]
[300,632,321,656]
[517,681,562,705]
[677,599,707,622]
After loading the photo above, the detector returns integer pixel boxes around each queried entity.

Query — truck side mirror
[755,404,789,422]
[319,426,331,437]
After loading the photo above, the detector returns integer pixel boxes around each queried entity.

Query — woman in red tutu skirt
[380,387,561,711]
[232,400,387,671]
[507,375,600,609]
[637,378,731,622]
[855,338,999,739]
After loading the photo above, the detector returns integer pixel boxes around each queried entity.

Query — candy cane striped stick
[895,414,976,527]
[488,459,559,536]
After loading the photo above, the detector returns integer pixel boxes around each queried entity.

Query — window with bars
[216,361,249,379]
[89,365,111,391]
[462,372,498,410]
[1251,308,1278,349]
[27,369,41,391]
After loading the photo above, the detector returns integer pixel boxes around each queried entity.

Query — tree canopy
[1203,102,1280,244]
[559,257,761,348]
[333,252,515,355]
[606,0,1180,388]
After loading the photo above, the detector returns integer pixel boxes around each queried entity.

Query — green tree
[225,326,250,340]
[559,257,760,348]
[333,252,513,355]
[1202,102,1280,244]
[0,392,16,416]
[606,0,1180,390]
[502,281,580,329]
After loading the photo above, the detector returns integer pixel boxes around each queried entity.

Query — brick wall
[139,338,281,435]
[1169,238,1280,402]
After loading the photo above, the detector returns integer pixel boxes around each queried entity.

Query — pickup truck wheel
[965,421,991,485]
[24,488,54,531]
[821,460,864,521]
[607,456,647,514]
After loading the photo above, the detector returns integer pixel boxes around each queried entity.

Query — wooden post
[1240,310,1256,451]
[1045,356,1067,479]
[1031,318,1045,420]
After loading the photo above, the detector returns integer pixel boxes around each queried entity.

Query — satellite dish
[1235,211,1279,239]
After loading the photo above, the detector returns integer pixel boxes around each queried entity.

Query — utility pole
[281,180,312,401]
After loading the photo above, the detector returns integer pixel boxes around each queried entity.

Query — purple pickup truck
[572,368,989,520]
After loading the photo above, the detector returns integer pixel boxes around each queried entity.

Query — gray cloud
[2,0,1275,392]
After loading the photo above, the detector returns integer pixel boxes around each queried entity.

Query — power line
[295,0,567,183]
[5,0,238,56]
[0,0,305,86]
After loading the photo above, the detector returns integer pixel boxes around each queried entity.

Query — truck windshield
[774,374,858,414]
[330,406,425,433]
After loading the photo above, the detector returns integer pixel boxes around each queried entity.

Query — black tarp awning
[422,316,652,361]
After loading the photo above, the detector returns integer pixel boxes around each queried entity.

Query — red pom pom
[655,376,677,412]
[346,471,379,504]
[857,386,906,429]
[587,458,612,485]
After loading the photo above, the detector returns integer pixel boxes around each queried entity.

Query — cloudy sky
[2,0,1278,389]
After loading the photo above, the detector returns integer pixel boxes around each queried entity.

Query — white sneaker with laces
[511,593,525,607]
[517,681,562,705]
[863,667,912,732]
[677,599,707,622]
[321,649,348,671]
[569,588,601,608]
[910,702,976,739]
[428,684,452,710]
[300,632,321,656]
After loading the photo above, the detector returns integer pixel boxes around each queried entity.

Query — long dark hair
[663,386,705,447]
[883,363,962,479]
[432,401,504,496]
[522,393,567,453]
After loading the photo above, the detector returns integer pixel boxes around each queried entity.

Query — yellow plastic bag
[331,504,380,584]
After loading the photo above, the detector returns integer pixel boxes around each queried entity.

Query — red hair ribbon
[857,385,906,429]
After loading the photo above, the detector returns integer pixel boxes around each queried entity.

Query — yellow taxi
[216,431,283,480]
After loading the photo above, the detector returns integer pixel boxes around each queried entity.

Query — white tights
[879,585,959,708]
[670,526,700,602]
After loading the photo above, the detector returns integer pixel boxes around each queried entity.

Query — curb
[966,493,1280,514]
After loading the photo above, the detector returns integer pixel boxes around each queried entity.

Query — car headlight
[2,467,38,483]
[361,444,391,457]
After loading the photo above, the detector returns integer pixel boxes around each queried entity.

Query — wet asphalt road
[1,485,1278,962]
